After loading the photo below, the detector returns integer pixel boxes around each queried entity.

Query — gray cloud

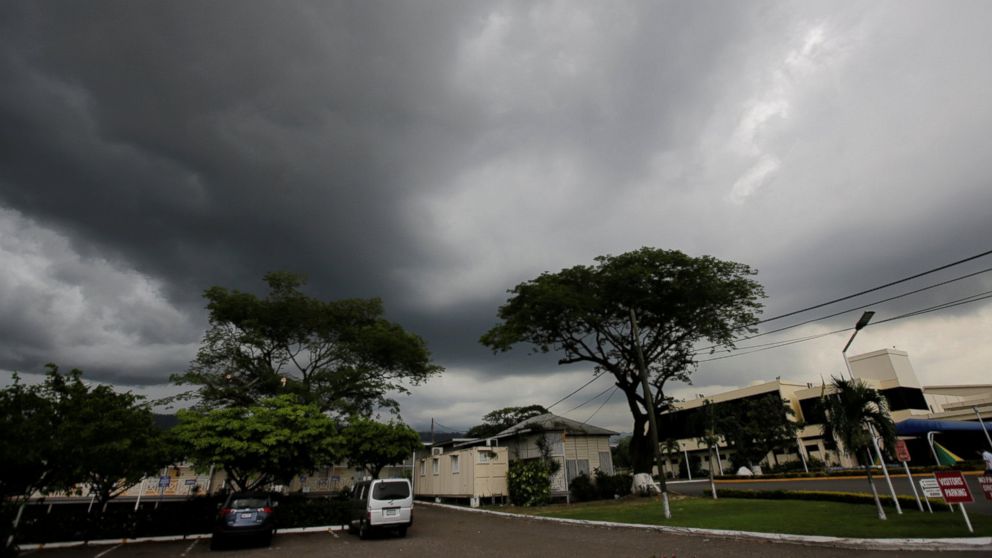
[2,1,991,431]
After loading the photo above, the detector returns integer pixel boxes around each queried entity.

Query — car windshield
[372,482,409,500]
[229,497,268,509]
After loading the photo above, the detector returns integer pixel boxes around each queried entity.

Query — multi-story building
[657,348,992,475]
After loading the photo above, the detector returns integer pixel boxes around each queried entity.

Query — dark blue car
[211,493,277,550]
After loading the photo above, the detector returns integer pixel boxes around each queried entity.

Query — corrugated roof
[495,412,617,437]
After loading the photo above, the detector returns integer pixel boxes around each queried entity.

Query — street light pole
[842,311,902,515]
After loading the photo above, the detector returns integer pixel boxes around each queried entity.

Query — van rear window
[373,481,410,500]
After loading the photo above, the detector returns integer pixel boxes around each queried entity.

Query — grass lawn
[503,496,992,538]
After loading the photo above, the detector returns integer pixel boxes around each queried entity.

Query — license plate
[384,508,398,517]
[240,512,253,519]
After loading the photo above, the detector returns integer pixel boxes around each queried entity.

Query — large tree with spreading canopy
[172,271,442,417]
[480,247,764,474]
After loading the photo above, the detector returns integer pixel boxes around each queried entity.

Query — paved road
[21,504,989,558]
[668,473,992,516]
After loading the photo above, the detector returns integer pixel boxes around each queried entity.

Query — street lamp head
[854,311,875,331]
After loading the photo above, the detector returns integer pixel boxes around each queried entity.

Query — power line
[546,372,606,410]
[565,383,616,413]
[754,248,992,325]
[582,386,619,425]
[698,288,992,363]
[697,265,992,355]
[431,420,466,433]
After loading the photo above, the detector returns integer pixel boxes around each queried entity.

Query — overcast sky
[2,1,991,434]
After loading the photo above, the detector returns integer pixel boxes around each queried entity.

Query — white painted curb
[420,502,992,552]
[16,525,347,551]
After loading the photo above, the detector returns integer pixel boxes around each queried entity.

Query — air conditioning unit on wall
[431,447,443,456]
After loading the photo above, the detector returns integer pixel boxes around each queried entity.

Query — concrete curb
[16,525,348,551]
[419,502,992,552]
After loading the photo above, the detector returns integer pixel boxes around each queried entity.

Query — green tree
[481,248,764,474]
[43,366,176,512]
[660,438,682,478]
[821,377,897,521]
[611,435,632,470]
[696,400,721,498]
[2,366,174,553]
[1,375,57,555]
[172,272,442,416]
[342,418,422,479]
[465,404,549,438]
[715,393,798,472]
[174,394,341,491]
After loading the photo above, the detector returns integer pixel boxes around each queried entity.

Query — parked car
[348,478,413,539]
[211,492,278,550]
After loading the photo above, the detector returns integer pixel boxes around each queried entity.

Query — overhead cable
[754,248,992,325]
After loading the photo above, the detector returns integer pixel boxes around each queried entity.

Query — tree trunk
[629,413,654,474]
[862,447,887,520]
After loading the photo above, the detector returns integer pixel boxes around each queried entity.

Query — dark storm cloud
[0,2,480,305]
[2,1,991,418]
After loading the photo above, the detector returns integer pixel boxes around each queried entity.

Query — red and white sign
[979,476,992,501]
[894,439,911,462]
[934,471,973,504]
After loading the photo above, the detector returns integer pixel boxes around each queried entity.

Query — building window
[432,458,439,475]
[880,387,928,411]
[478,450,497,464]
[566,459,589,481]
[419,459,426,476]
[451,455,460,474]
[598,451,614,475]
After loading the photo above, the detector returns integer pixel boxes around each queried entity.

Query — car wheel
[398,526,408,538]
[209,535,225,551]
[358,521,369,540]
[261,530,273,547]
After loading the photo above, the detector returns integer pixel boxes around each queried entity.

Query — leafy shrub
[508,459,553,506]
[767,457,826,474]
[594,470,632,499]
[11,493,353,545]
[569,470,634,502]
[568,473,598,502]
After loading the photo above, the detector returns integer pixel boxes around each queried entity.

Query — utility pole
[629,308,671,518]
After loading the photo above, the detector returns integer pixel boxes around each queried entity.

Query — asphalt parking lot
[20,504,991,558]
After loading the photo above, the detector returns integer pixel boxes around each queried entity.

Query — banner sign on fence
[934,471,973,504]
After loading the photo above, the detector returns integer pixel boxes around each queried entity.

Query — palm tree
[821,377,897,520]
[661,438,682,479]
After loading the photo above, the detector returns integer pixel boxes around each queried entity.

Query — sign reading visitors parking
[919,478,942,499]
[980,476,992,501]
[158,476,171,488]
[934,471,973,504]
[185,479,197,486]
[894,439,911,462]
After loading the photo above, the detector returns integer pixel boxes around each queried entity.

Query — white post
[134,480,144,511]
[683,448,692,481]
[960,503,974,534]
[975,406,992,450]
[871,433,901,514]
[796,435,809,473]
[902,460,924,512]
[715,444,725,475]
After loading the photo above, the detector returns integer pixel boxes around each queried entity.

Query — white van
[348,478,413,539]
